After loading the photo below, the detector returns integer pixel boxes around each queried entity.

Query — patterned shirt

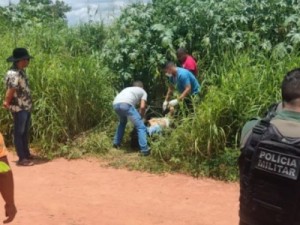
[5,67,32,112]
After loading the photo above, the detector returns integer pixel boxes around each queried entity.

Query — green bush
[103,0,300,98]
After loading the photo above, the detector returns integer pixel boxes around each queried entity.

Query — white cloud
[0,0,19,6]
[65,0,152,25]
[0,0,152,25]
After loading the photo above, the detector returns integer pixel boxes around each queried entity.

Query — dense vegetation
[103,0,300,179]
[103,0,300,93]
[0,1,115,152]
[1,0,300,179]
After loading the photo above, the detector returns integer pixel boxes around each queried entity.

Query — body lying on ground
[146,117,171,136]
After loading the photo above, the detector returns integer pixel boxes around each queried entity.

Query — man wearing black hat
[3,48,34,166]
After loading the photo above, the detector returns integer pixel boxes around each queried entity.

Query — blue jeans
[147,124,162,136]
[12,110,31,161]
[113,103,149,154]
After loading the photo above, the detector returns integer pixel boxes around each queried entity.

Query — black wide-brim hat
[6,48,33,62]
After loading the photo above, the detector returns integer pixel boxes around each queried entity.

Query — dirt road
[1,152,239,225]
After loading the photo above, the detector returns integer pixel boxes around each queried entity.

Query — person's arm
[139,99,147,118]
[165,85,174,101]
[3,88,16,109]
[0,156,16,224]
[178,85,191,101]
[240,119,260,149]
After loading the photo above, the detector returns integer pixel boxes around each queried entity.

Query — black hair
[163,61,176,69]
[133,81,144,88]
[177,47,187,55]
[282,68,300,103]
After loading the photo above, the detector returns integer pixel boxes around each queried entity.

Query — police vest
[239,118,300,225]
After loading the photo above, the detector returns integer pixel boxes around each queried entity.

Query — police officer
[239,68,300,225]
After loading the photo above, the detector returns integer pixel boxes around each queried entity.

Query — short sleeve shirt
[240,110,300,148]
[5,68,32,112]
[0,133,7,158]
[113,87,147,107]
[169,67,200,95]
[182,55,198,76]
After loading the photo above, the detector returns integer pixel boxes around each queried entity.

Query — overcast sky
[0,0,152,25]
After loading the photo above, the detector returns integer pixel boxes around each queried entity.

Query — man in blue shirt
[162,61,201,113]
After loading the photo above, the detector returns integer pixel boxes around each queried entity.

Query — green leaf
[151,23,165,31]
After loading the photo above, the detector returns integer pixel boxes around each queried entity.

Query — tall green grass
[151,52,299,180]
[0,23,116,151]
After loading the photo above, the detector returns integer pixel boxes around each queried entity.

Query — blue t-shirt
[169,67,200,95]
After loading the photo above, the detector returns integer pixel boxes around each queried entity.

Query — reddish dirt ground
[1,152,239,225]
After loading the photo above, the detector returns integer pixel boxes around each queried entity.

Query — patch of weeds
[196,148,240,181]
[102,148,172,174]
[57,130,112,159]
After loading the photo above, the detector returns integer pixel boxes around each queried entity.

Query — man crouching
[112,81,150,156]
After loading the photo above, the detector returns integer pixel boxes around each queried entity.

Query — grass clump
[103,149,172,174]
[57,129,112,159]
